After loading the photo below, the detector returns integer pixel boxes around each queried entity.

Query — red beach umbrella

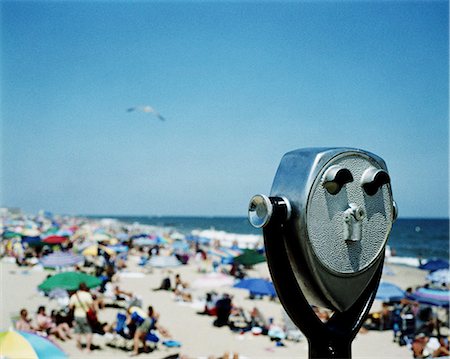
[42,235,68,244]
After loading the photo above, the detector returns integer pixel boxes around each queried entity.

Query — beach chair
[107,312,132,349]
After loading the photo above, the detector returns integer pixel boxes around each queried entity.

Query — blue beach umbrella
[171,240,190,252]
[375,282,405,302]
[21,236,42,246]
[419,259,449,272]
[133,237,157,246]
[234,278,277,297]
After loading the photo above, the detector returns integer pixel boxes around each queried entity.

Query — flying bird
[127,105,166,121]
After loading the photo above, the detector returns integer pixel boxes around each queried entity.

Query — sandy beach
[1,256,427,359]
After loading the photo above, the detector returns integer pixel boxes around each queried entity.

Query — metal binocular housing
[249,148,397,312]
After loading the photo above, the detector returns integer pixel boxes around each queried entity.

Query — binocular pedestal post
[263,222,383,359]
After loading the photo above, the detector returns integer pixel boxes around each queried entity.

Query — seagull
[127,105,166,121]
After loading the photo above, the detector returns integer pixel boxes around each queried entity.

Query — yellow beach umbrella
[82,244,114,257]
[0,330,67,358]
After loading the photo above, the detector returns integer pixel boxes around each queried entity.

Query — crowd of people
[365,287,449,358]
[2,210,449,359]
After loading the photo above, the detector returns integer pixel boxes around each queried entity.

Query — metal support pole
[263,221,383,359]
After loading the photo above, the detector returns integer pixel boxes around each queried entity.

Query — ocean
[101,216,449,261]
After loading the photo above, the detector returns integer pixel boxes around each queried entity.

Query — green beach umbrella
[2,231,22,239]
[234,249,266,267]
[38,271,101,292]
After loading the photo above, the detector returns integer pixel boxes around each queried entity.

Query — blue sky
[1,1,448,217]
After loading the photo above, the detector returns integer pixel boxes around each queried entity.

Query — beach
[0,255,427,359]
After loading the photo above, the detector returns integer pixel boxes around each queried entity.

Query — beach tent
[234,278,277,297]
[40,251,84,268]
[375,282,405,302]
[0,330,67,358]
[38,271,102,292]
[419,259,449,272]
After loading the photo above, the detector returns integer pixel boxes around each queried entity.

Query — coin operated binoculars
[248,148,398,359]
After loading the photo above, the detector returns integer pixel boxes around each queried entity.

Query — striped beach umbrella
[40,251,84,268]
[408,288,450,307]
[0,330,67,358]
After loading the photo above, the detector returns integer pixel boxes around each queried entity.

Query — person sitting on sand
[433,335,450,357]
[131,305,171,356]
[173,274,192,302]
[213,294,233,328]
[15,308,36,332]
[36,306,72,341]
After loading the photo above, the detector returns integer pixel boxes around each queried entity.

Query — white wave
[386,256,421,267]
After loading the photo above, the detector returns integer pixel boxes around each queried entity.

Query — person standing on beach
[69,282,95,352]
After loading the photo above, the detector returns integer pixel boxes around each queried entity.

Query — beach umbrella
[107,244,129,253]
[21,228,41,237]
[2,230,22,239]
[82,244,114,256]
[419,259,449,272]
[375,282,405,302]
[192,272,235,289]
[170,232,185,241]
[38,271,102,292]
[408,288,450,308]
[133,237,157,246]
[40,251,84,268]
[234,278,277,297]
[234,249,266,267]
[427,269,450,285]
[42,235,68,245]
[148,255,182,268]
[0,330,67,358]
[91,233,111,242]
[208,248,234,264]
[171,240,190,252]
[21,236,42,247]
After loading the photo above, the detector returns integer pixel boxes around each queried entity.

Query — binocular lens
[248,194,273,228]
